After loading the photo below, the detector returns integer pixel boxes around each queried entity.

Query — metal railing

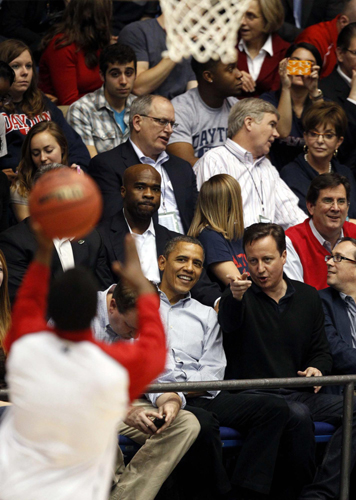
[2,374,356,500]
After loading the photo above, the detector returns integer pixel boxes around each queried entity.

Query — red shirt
[39,34,102,105]
[296,15,340,79]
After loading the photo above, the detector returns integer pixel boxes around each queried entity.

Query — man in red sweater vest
[285,172,356,290]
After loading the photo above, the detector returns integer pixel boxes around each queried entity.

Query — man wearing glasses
[285,172,356,289]
[88,94,197,234]
[319,237,356,385]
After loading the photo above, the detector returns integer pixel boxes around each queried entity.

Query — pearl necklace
[304,154,332,173]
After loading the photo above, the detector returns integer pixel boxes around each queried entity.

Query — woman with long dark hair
[39,0,113,105]
[0,39,90,177]
[11,121,69,221]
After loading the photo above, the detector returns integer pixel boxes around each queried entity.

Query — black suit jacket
[0,218,113,303]
[88,139,198,233]
[99,210,221,308]
[278,0,343,42]
[320,68,356,170]
[319,287,356,378]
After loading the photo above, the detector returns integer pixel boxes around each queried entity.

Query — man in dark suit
[319,22,356,170]
[319,237,356,382]
[278,0,344,42]
[0,218,112,304]
[0,164,113,303]
[99,163,220,308]
[88,94,198,234]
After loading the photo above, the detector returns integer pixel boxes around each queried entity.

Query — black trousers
[187,390,315,496]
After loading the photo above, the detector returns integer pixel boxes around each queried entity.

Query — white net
[160,0,252,64]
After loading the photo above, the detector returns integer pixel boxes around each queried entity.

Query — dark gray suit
[88,140,198,233]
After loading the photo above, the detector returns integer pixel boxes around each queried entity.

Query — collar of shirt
[224,138,265,167]
[238,34,273,58]
[337,65,351,88]
[340,292,356,306]
[123,209,156,238]
[129,138,170,168]
[309,218,344,251]
[250,273,295,304]
[53,238,74,271]
[158,288,191,307]
[94,85,135,115]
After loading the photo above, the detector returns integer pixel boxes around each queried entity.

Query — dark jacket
[88,139,198,233]
[99,210,221,308]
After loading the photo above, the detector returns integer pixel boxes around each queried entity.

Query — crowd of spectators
[2,1,356,499]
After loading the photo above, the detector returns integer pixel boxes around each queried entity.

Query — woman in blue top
[188,174,247,291]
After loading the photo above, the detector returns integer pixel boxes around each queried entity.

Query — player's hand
[31,220,54,265]
[297,367,322,393]
[227,272,251,301]
[240,71,256,93]
[124,406,161,435]
[112,234,155,295]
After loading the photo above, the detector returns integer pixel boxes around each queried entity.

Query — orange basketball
[29,168,103,239]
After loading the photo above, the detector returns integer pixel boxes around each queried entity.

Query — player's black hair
[48,267,98,331]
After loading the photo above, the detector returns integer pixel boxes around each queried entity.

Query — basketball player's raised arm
[96,235,167,401]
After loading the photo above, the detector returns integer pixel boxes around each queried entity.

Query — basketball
[29,168,103,239]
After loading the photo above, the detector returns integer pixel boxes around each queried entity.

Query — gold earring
[333,149,338,157]
[303,144,308,153]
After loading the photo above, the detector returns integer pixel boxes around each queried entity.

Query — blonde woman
[189,174,247,290]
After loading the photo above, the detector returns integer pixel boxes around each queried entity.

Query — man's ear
[306,201,315,217]
[121,185,126,199]
[99,71,105,84]
[108,298,117,314]
[338,14,350,31]
[244,116,253,131]
[132,114,142,133]
[158,254,166,271]
[202,70,213,84]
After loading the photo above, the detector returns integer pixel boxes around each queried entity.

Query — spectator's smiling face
[102,60,136,100]
[158,242,204,304]
[306,185,349,236]
[8,50,33,101]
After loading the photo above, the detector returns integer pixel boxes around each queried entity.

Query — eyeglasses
[325,254,356,264]
[346,49,356,56]
[0,94,12,106]
[140,114,178,129]
[307,131,338,142]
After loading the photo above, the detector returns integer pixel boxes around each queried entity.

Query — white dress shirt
[238,35,273,81]
[194,138,307,230]
[130,139,184,233]
[285,219,344,282]
[124,211,161,284]
[53,238,75,271]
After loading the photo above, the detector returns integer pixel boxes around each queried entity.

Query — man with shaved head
[99,163,220,307]
[88,94,198,233]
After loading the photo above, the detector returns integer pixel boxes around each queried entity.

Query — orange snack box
[286,60,312,76]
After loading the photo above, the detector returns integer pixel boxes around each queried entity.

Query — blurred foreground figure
[0,229,166,500]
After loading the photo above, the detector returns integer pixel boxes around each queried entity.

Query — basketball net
[160,0,252,63]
